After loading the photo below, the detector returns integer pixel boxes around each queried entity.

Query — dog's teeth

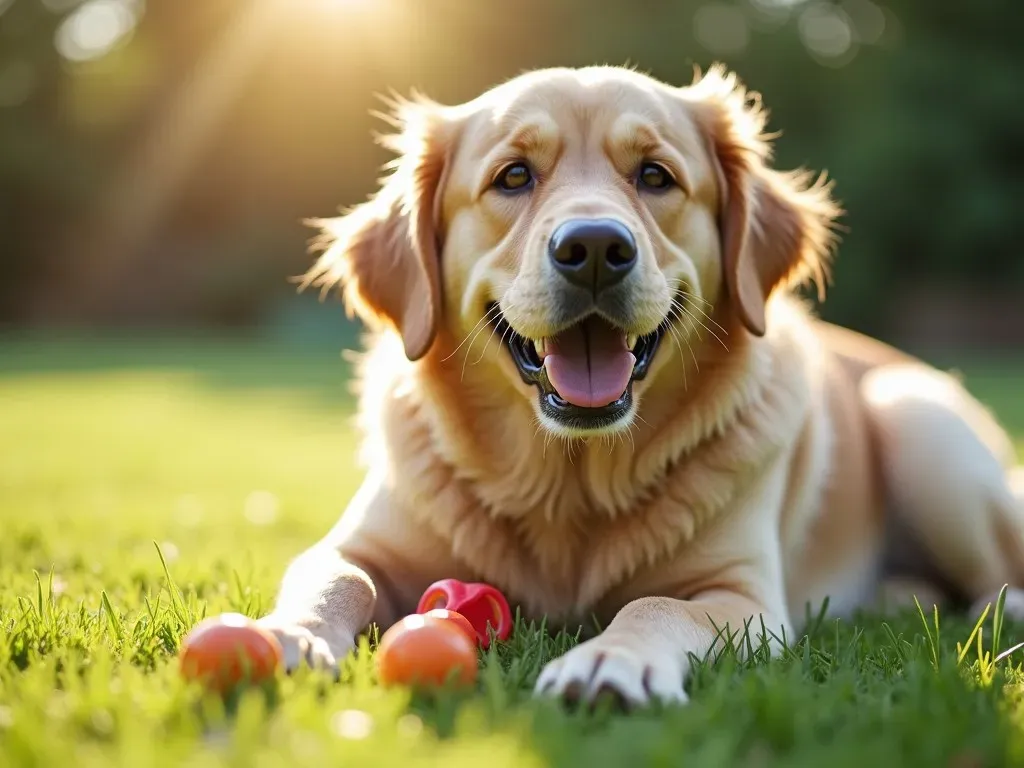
[533,339,545,358]
[627,334,638,350]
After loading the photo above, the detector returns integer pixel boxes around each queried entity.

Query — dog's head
[305,66,839,438]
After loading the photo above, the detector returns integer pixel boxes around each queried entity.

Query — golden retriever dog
[256,65,1024,706]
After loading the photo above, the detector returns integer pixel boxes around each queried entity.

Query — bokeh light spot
[798,2,856,64]
[331,709,374,740]
[842,0,886,44]
[244,490,279,526]
[54,0,141,63]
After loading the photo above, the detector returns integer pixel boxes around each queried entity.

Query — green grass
[2,334,1024,767]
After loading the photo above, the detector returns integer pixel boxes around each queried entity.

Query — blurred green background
[1,0,1022,351]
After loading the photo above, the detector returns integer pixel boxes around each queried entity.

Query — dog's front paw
[255,617,354,675]
[533,635,688,708]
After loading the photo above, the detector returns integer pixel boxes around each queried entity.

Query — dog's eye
[638,162,674,191]
[494,163,533,192]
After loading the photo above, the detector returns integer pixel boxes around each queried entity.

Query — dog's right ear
[302,96,454,362]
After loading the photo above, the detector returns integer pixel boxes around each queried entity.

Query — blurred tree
[1,0,1021,343]
[0,0,95,321]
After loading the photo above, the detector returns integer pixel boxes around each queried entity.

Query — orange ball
[422,609,477,643]
[179,613,283,691]
[376,614,478,688]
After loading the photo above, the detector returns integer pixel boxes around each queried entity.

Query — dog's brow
[505,119,560,155]
[607,116,692,194]
[614,122,662,157]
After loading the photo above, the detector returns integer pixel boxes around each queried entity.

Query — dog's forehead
[470,68,677,134]
[458,69,704,157]
[503,69,660,107]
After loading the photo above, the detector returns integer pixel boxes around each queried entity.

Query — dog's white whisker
[678,293,730,342]
[469,316,506,369]
[444,305,502,364]
[671,315,700,373]
[459,305,505,381]
[624,421,636,453]
[666,321,690,390]
[680,295,728,336]
[673,298,729,353]
[666,278,716,312]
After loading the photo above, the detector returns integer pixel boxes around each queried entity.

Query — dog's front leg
[536,462,794,707]
[256,544,377,673]
[257,469,458,673]
[534,589,789,706]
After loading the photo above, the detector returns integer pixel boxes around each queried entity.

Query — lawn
[2,333,1024,767]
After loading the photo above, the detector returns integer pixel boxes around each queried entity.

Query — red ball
[179,613,282,691]
[422,608,476,643]
[376,614,478,688]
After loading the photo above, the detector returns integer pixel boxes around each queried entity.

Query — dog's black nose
[548,219,637,295]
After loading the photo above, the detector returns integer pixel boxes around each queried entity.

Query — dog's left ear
[302,95,454,361]
[686,66,842,336]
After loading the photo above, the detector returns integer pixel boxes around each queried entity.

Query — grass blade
[913,595,940,670]
[100,590,126,643]
[992,584,1008,658]
[958,602,990,667]
[154,540,190,626]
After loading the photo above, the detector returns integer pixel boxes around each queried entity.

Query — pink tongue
[542,318,636,408]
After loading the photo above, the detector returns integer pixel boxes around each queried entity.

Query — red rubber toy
[416,579,512,648]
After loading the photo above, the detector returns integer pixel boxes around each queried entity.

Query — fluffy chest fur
[354,300,826,620]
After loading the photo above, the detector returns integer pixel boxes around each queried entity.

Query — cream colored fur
[257,65,1024,706]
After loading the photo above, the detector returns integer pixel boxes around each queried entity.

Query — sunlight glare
[54,0,141,63]
[301,0,378,19]
[309,0,371,7]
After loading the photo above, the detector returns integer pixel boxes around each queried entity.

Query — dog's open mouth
[490,304,667,429]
